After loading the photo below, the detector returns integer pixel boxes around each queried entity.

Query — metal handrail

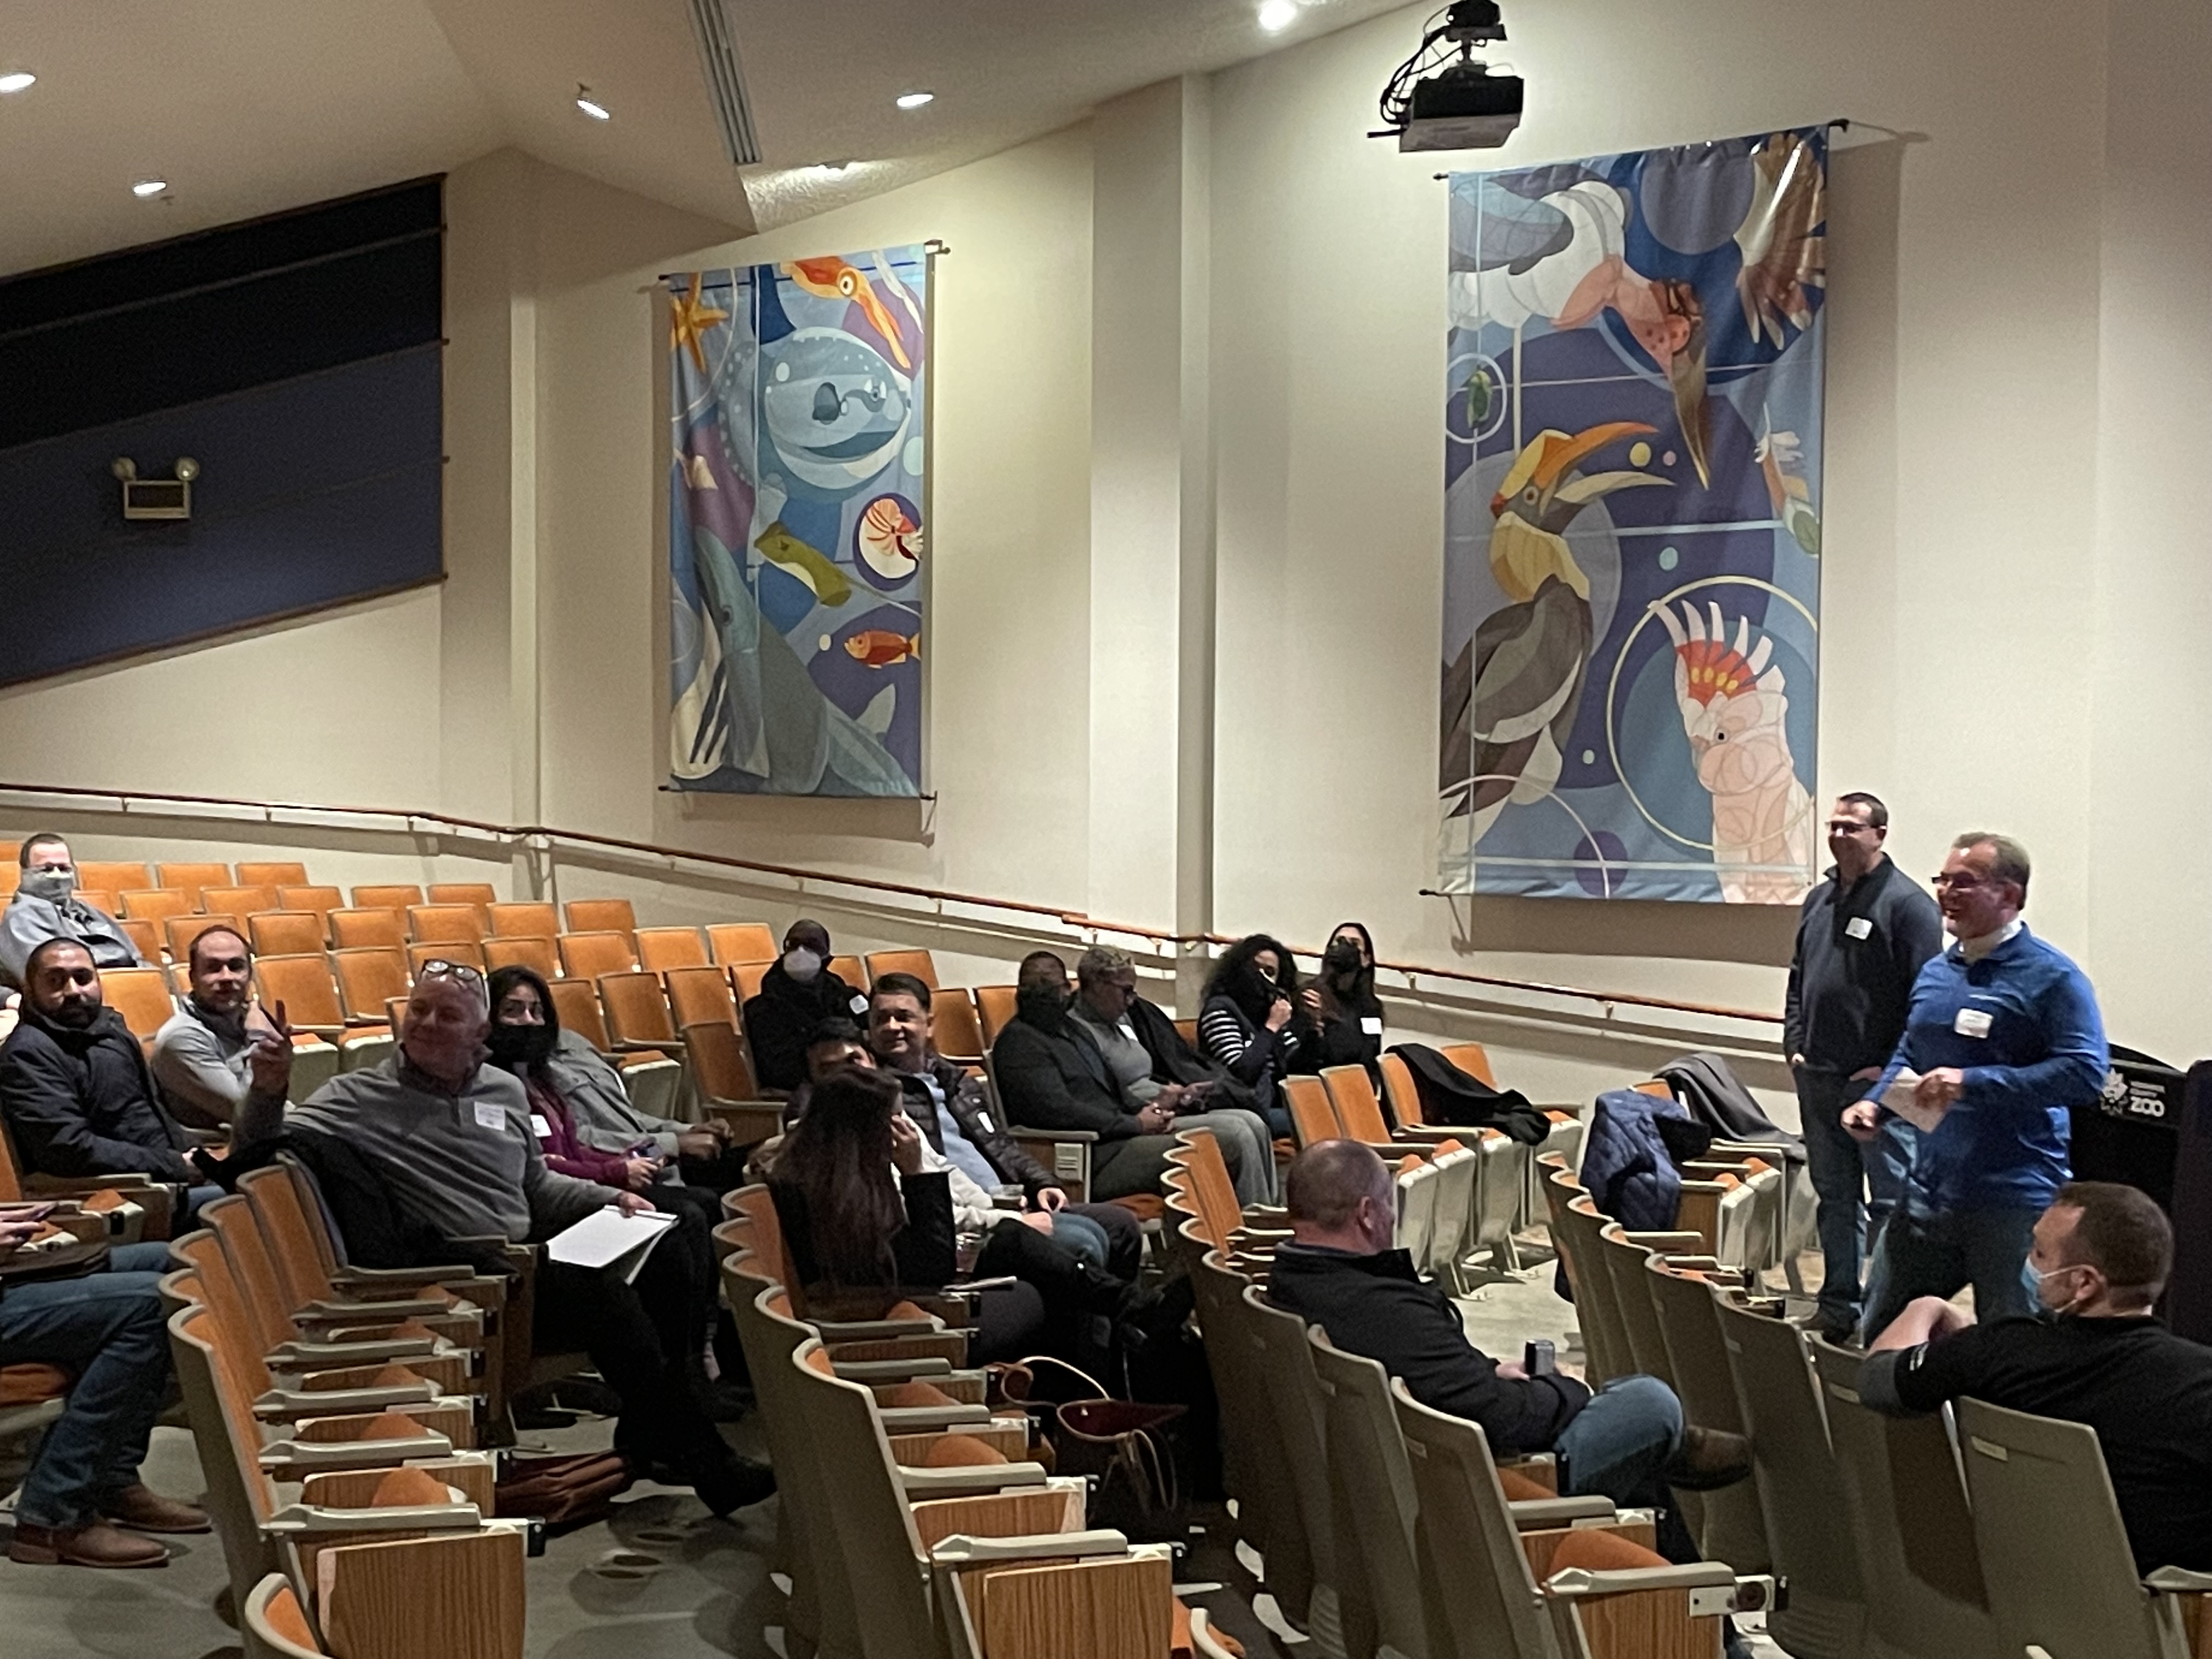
[0,777,1782,1025]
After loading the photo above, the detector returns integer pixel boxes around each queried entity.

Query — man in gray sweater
[151,927,292,1130]
[240,964,773,1514]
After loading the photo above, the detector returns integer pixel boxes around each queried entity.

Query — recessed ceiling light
[132,178,168,199]
[0,71,36,95]
[575,84,611,120]
[895,91,934,110]
[1258,0,1300,32]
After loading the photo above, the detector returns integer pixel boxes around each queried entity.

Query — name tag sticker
[1844,917,1873,940]
[1954,1007,1994,1040]
[976,1113,995,1135]
[529,1114,553,1139]
[1361,1016,1385,1035]
[850,994,870,1015]
[474,1102,508,1131]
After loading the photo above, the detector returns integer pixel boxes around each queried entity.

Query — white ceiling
[0,0,1412,278]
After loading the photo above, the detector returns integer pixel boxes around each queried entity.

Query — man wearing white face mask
[1,834,145,990]
[740,918,867,1093]
[1858,1182,2212,1575]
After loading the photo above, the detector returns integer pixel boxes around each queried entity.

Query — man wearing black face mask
[741,919,867,1093]
[1,834,144,990]
[989,951,1180,1201]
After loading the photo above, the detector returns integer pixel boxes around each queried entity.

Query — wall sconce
[112,455,199,520]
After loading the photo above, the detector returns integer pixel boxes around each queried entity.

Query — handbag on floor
[1019,1356,1189,1543]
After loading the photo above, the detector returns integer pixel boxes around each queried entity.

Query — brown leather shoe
[98,1484,211,1534]
[1664,1425,1752,1491]
[8,1520,170,1568]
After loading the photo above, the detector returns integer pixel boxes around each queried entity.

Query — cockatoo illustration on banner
[1651,600,1814,904]
[1441,421,1670,836]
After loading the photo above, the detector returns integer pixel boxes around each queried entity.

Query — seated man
[866,973,1141,1277]
[0,1217,209,1568]
[1065,944,1279,1205]
[238,964,773,1515]
[0,941,206,1193]
[1267,1141,1746,1541]
[741,919,867,1093]
[1860,1181,2212,1573]
[989,951,1181,1202]
[1,834,144,989]
[150,926,293,1130]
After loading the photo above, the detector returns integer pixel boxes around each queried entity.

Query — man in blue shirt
[1843,832,2107,1339]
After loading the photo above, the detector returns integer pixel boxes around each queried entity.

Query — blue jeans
[0,1268,172,1527]
[1049,1211,1110,1269]
[1796,1069,1915,1330]
[1554,1373,1684,1512]
[1860,1203,2040,1342]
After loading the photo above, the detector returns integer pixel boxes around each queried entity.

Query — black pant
[1067,1200,1144,1279]
[1088,1133,1180,1201]
[676,1142,755,1194]
[974,1218,1128,1367]
[533,1204,719,1464]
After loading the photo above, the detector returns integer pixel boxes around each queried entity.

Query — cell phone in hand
[1523,1339,1556,1377]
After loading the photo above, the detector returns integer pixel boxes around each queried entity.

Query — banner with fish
[666,247,929,796]
[1440,128,1827,903]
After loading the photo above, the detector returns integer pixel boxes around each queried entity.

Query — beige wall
[17,0,2212,1107]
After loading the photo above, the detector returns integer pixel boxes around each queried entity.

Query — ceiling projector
[1376,1,1524,151]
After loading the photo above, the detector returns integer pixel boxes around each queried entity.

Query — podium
[2064,1047,2212,1343]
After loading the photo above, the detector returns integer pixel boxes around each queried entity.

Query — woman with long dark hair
[1197,933,1302,1137]
[1293,921,1385,1077]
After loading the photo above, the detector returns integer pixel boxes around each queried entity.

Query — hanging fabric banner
[1439,129,1827,902]
[667,247,929,796]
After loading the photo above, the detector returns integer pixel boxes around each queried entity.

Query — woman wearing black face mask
[1291,921,1385,1079]
[1197,934,1302,1138]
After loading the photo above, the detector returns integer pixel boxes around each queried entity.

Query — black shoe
[691,1449,777,1516]
[1665,1425,1752,1491]
[698,1378,754,1423]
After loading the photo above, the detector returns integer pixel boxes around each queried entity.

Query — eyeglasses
[1826,820,1877,836]
[418,959,486,986]
[1930,872,1990,892]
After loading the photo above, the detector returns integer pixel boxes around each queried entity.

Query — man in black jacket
[0,941,210,1212]
[1784,793,1944,1340]
[740,919,868,1092]
[1267,1142,1747,1527]
[988,952,1179,1201]
[867,974,1141,1277]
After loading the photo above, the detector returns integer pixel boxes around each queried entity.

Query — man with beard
[988,951,1180,1201]
[741,918,868,1092]
[0,939,204,1189]
[1,834,144,989]
[150,926,294,1130]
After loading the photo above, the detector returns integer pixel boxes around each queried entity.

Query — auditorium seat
[932,989,986,1061]
[234,861,310,889]
[203,884,278,920]
[249,911,327,958]
[155,862,233,905]
[253,955,391,1062]
[1441,1040,1499,1087]
[707,922,777,964]
[279,885,344,935]
[864,949,939,989]
[486,901,557,939]
[563,898,637,940]
[352,884,425,912]
[975,985,1018,1046]
[482,936,559,980]
[166,913,243,964]
[664,964,738,1029]
[117,917,160,962]
[407,904,484,946]
[331,948,410,1028]
[732,961,772,1003]
[686,1022,782,1146]
[597,971,679,1051]
[79,860,151,895]
[329,908,407,951]
[99,967,177,1044]
[558,930,636,980]
[76,887,121,921]
[830,953,865,990]
[548,977,612,1052]
[635,925,709,972]
[426,882,498,922]
[409,941,487,976]
[121,887,194,924]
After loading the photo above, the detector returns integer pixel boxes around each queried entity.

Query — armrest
[268,1334,444,1366]
[24,1172,158,1192]
[1006,1126,1098,1143]
[700,1101,787,1144]
[263,1499,484,1534]
[1543,1562,1738,1596]
[259,1432,455,1470]
[929,1529,1132,1565]
[810,1314,945,1342]
[287,1023,347,1039]
[899,1460,1049,1495]
[833,1357,953,1380]
[878,1403,994,1430]
[2146,1567,2212,1593]
[1621,1231,1708,1250]
[1509,1496,1619,1528]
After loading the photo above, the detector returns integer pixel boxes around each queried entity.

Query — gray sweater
[1,893,145,988]
[539,1030,687,1159]
[266,1058,622,1243]
[151,999,285,1129]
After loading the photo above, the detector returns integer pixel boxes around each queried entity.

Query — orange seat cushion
[1398,1154,1424,1175]
[263,1584,324,1653]
[1108,1194,1165,1224]
[921,1434,1007,1467]
[1548,1528,1671,1572]
[804,1348,835,1374]
[1498,1466,1551,1502]
[883,1380,957,1408]
[356,1411,434,1441]
[0,1363,72,1406]
[370,1466,452,1507]
[1434,1138,1466,1156]
[884,1299,933,1322]
[80,1189,129,1214]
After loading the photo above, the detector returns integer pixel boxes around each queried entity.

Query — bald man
[1268,1141,1747,1532]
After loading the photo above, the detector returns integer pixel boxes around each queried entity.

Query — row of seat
[711,1183,1242,1659]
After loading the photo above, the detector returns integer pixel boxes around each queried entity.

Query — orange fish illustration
[843,629,921,668]
[785,256,913,370]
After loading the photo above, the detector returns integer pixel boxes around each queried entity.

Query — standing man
[1844,833,2107,1338]
[1784,793,1943,1340]
[1,834,144,989]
